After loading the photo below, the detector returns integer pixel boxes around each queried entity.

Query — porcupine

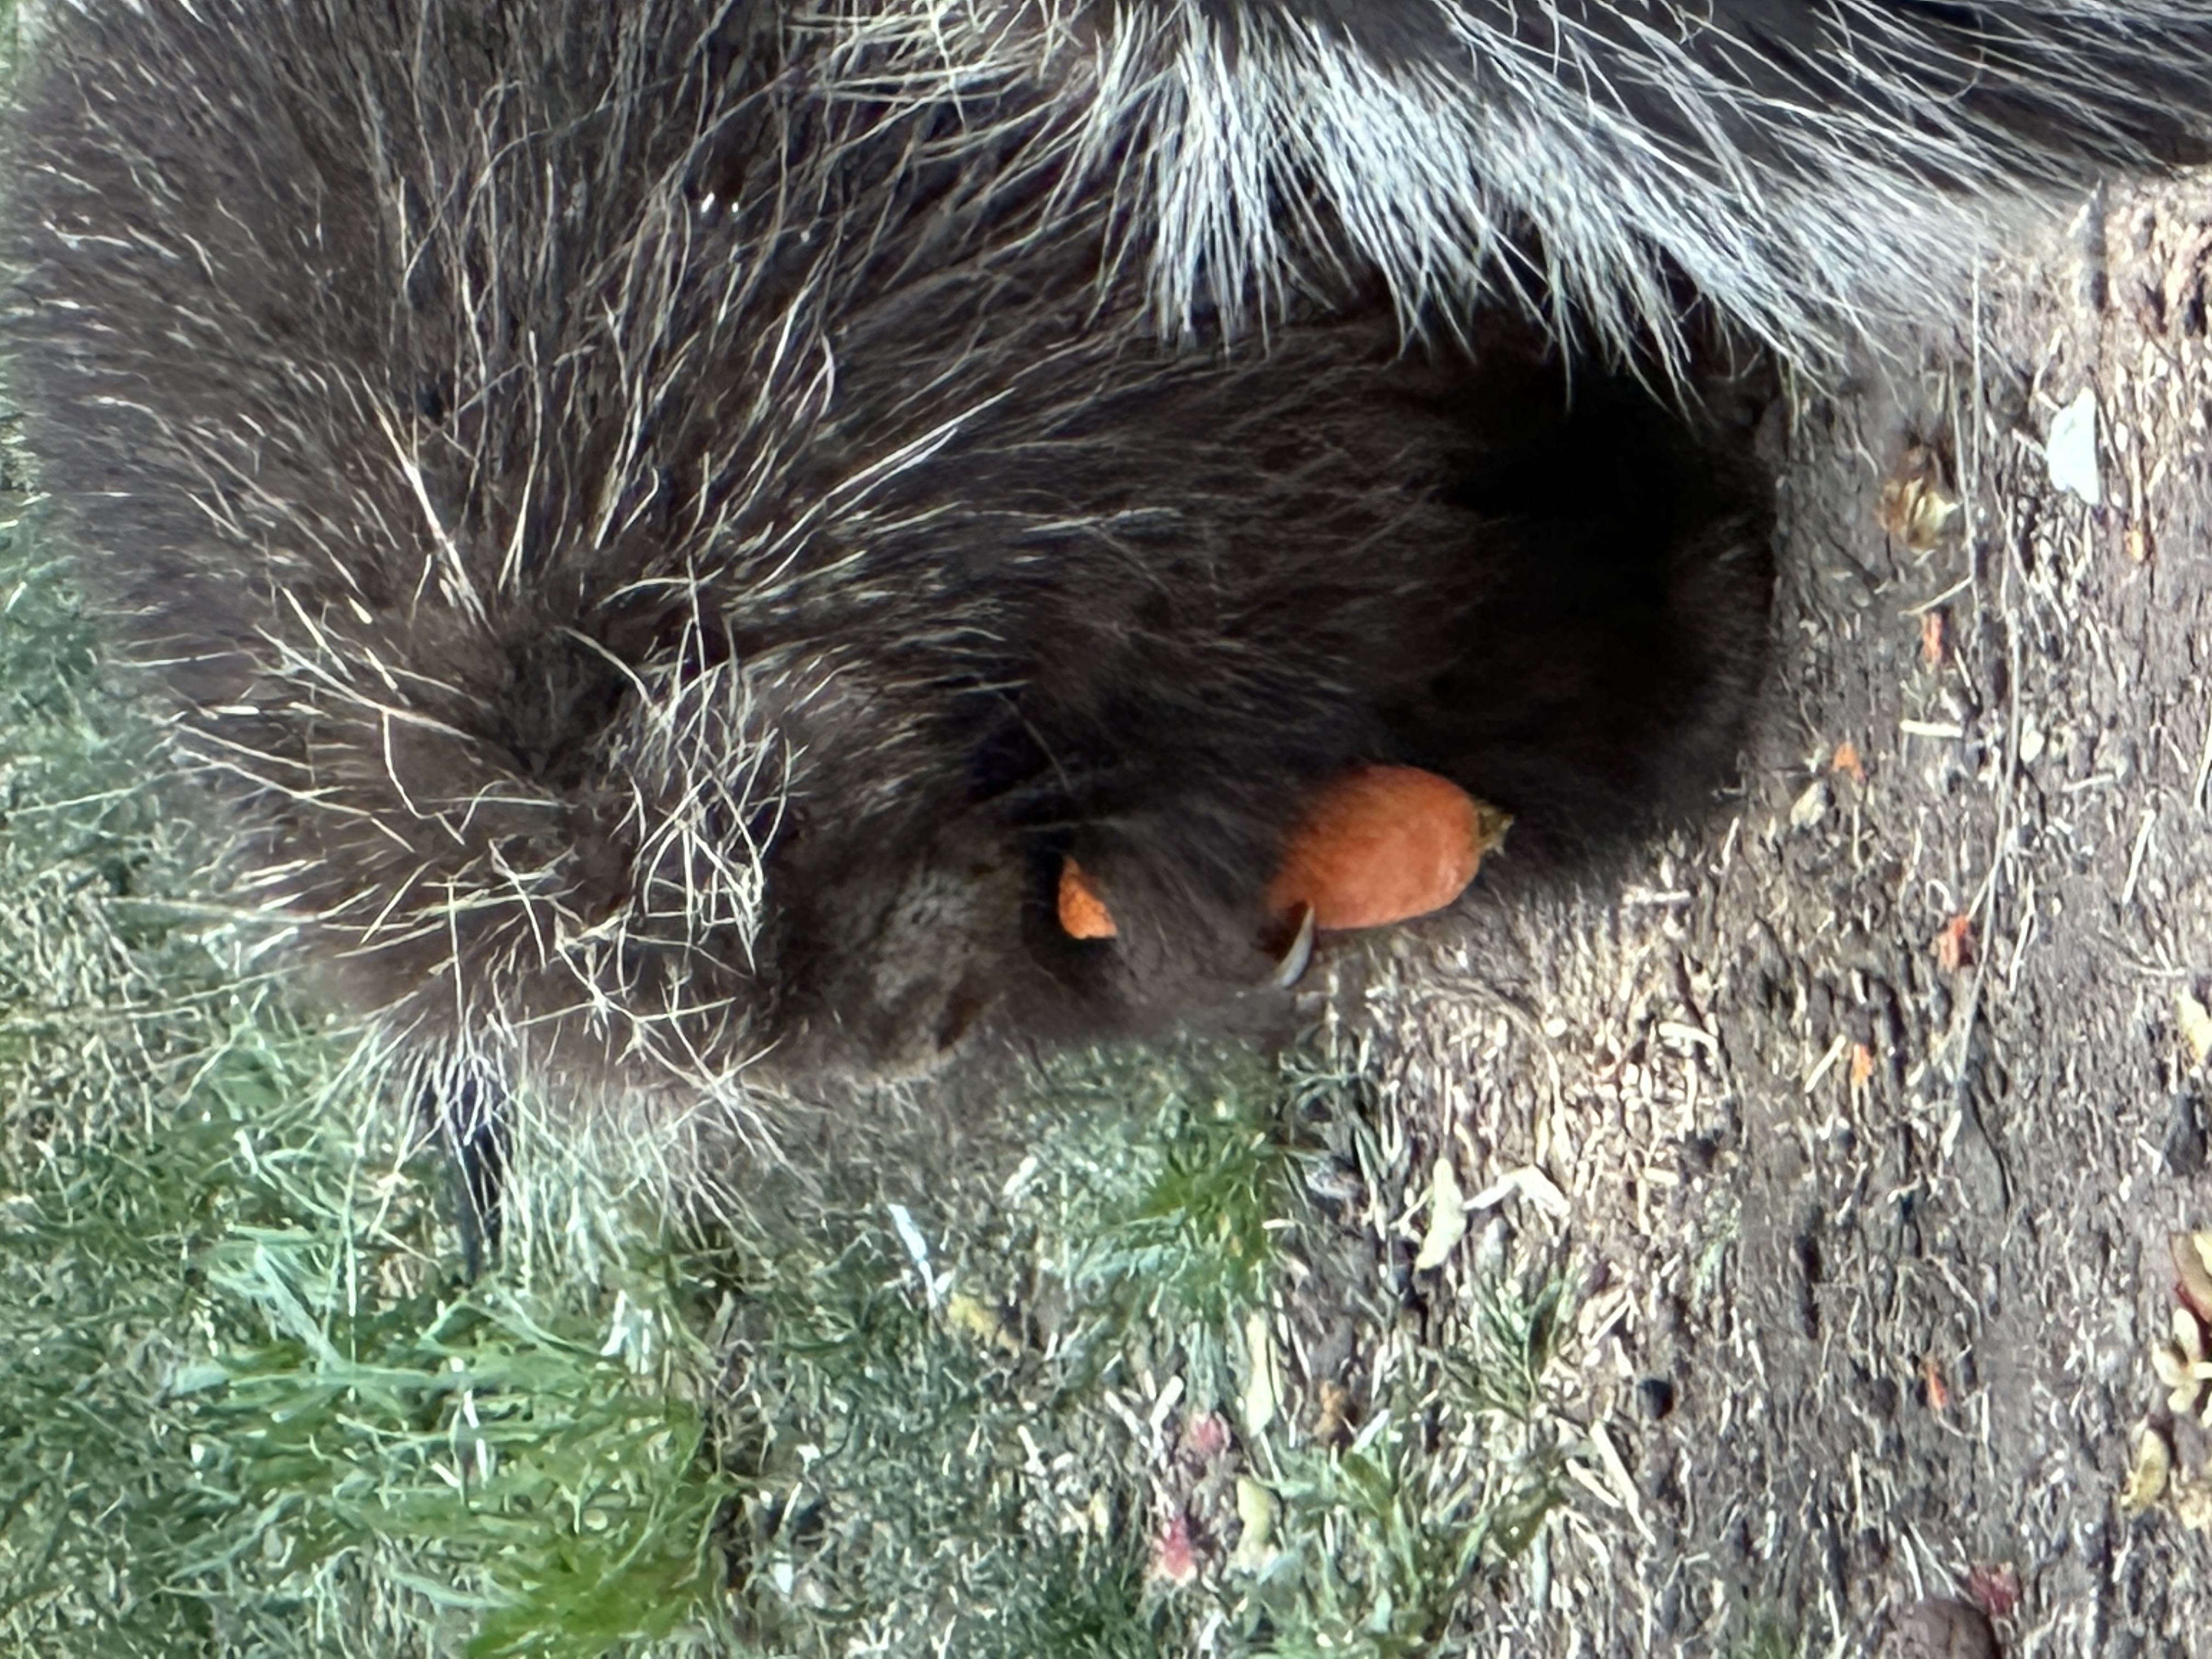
[1,0,2203,1167]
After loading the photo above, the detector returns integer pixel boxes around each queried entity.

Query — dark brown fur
[2,0,1771,1111]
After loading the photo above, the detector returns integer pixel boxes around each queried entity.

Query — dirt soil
[1311,175,2212,1657]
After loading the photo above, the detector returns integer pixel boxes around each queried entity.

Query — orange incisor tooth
[1265,764,1508,931]
[1057,856,1117,939]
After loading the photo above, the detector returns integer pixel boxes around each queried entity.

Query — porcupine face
[1,0,1778,1105]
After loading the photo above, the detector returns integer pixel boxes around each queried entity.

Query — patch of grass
[687,1045,1304,1658]
[684,1043,1585,1659]
[1447,1268,1568,1423]
[1074,1056,1293,1325]
[1722,1605,1799,1659]
[1218,1265,1571,1657]
[1024,1042,1301,1425]
[2,1004,738,1658]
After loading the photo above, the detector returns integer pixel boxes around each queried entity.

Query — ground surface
[1297,177,2212,1656]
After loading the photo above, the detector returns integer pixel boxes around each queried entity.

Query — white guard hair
[846,0,2212,372]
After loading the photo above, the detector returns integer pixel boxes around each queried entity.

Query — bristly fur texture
[930,0,2212,372]
[3,0,1779,1127]
[14,0,2209,1132]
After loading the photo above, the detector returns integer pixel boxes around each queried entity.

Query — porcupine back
[2,0,1773,1128]
[980,0,2212,371]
